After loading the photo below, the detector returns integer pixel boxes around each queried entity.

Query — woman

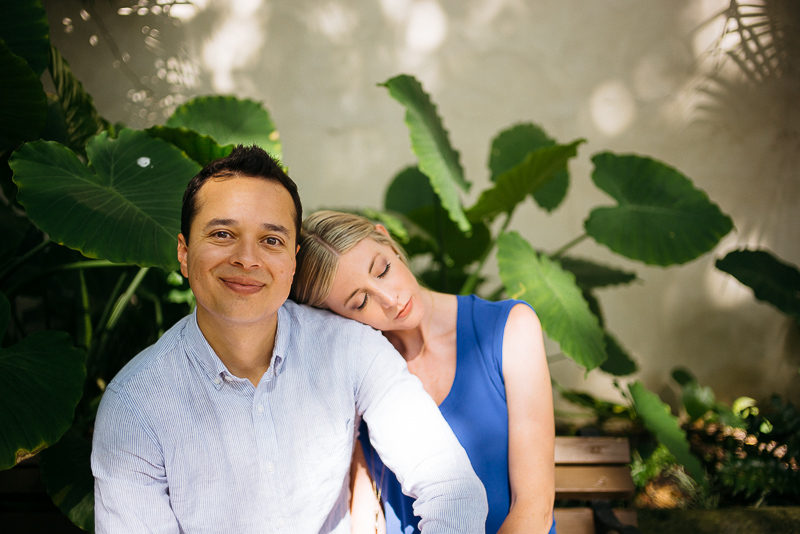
[291,211,556,534]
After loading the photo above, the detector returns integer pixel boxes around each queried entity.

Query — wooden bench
[554,436,638,534]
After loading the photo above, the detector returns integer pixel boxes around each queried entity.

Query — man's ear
[177,234,189,278]
[374,224,390,237]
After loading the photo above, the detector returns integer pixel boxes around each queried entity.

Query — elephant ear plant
[0,2,282,529]
[368,73,734,485]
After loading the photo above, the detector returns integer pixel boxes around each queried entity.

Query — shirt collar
[184,306,292,387]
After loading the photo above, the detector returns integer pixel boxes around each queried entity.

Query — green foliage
[630,381,707,485]
[381,75,471,234]
[716,248,800,322]
[0,4,283,530]
[497,232,606,370]
[0,293,86,470]
[0,0,50,75]
[489,123,570,212]
[11,130,201,270]
[48,46,112,154]
[687,395,800,505]
[165,95,282,162]
[381,73,731,373]
[468,140,584,222]
[586,153,734,266]
[0,39,47,150]
[39,429,94,530]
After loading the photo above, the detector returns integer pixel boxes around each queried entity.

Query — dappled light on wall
[589,80,636,136]
[200,0,266,93]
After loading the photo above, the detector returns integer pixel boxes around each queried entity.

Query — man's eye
[357,293,369,310]
[212,231,231,239]
[265,237,281,246]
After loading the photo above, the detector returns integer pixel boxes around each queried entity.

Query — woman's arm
[350,440,386,534]
[497,304,555,534]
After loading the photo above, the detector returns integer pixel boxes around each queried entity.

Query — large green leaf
[48,46,111,154]
[147,125,234,167]
[385,166,489,267]
[381,75,471,234]
[0,292,86,470]
[629,381,707,485]
[10,129,201,270]
[39,429,94,532]
[385,166,438,214]
[468,141,583,222]
[0,39,47,150]
[586,153,733,265]
[496,231,606,370]
[600,332,637,376]
[0,0,49,75]
[557,256,638,291]
[409,206,491,267]
[489,123,570,212]
[165,96,282,161]
[716,248,800,321]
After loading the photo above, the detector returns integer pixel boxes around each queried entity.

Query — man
[91,146,487,533]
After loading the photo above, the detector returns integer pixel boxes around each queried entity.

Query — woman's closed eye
[355,262,392,311]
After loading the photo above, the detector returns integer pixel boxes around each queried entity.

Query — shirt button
[213,377,222,385]
[277,518,286,528]
[224,375,233,382]
[257,404,264,414]
[266,461,275,472]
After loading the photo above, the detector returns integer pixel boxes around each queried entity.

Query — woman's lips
[221,277,265,294]
[396,296,413,319]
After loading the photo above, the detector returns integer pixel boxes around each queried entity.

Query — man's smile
[220,276,266,294]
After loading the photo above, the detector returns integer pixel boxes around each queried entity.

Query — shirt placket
[252,365,289,532]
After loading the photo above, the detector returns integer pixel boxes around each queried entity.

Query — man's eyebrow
[344,253,378,305]
[202,219,290,235]
[203,218,235,231]
[261,223,290,235]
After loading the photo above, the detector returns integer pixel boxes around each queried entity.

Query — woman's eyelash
[355,262,391,311]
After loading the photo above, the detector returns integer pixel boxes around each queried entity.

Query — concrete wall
[45,0,800,408]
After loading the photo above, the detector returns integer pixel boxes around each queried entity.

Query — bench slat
[554,436,630,464]
[553,508,594,534]
[553,508,638,533]
[555,465,635,500]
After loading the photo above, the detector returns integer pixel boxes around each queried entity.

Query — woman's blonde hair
[291,210,407,308]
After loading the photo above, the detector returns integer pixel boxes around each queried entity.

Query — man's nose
[230,240,261,269]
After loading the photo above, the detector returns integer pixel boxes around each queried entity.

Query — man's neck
[196,310,279,387]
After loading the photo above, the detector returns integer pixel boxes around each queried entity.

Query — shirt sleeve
[353,328,488,533]
[91,385,180,534]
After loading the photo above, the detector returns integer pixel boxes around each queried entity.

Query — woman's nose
[373,286,398,308]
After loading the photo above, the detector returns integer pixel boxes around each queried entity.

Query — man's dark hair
[181,145,302,243]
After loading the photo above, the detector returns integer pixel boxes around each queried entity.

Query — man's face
[177,176,298,329]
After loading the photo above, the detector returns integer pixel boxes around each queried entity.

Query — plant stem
[88,268,149,379]
[551,233,589,259]
[78,269,93,351]
[0,237,51,283]
[459,211,514,296]
[138,288,165,338]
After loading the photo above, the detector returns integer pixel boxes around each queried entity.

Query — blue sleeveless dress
[358,295,557,534]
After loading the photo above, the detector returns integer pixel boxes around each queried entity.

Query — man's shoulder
[106,314,191,393]
[283,299,374,333]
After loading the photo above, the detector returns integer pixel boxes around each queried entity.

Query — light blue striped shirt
[92,300,487,533]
